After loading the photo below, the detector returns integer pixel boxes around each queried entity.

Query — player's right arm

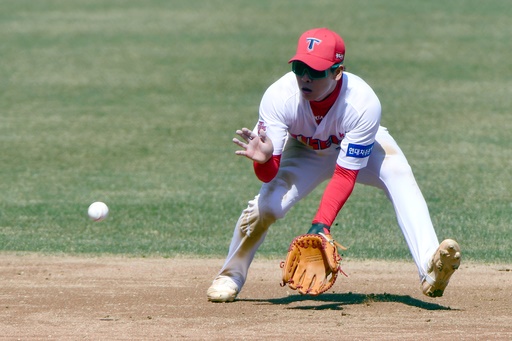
[233,73,295,182]
[232,127,274,164]
[232,126,281,183]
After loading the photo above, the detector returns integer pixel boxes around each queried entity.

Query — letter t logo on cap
[306,38,322,51]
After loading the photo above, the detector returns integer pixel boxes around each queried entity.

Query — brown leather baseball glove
[280,232,347,295]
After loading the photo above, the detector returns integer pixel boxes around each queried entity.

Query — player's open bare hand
[233,127,274,163]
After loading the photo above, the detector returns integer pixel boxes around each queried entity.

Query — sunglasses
[291,61,342,79]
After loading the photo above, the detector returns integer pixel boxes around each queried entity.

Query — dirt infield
[1,254,511,340]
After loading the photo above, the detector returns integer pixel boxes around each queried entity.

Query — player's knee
[258,199,285,221]
[257,181,289,220]
[241,193,284,226]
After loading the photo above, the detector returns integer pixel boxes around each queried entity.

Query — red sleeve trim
[312,165,359,227]
[253,155,281,183]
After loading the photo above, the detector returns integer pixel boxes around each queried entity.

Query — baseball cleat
[422,239,461,297]
[207,276,239,303]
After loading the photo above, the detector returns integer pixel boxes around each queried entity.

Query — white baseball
[88,202,109,221]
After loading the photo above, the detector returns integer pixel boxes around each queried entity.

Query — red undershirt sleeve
[253,155,281,183]
[312,165,359,227]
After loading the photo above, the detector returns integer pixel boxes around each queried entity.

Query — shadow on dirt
[239,292,455,311]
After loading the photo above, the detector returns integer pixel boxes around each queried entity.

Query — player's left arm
[311,97,382,232]
[311,165,359,229]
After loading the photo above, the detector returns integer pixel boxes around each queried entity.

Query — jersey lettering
[257,120,267,133]
[290,133,344,150]
[347,143,374,158]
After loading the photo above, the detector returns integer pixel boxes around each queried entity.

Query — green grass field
[1,0,511,262]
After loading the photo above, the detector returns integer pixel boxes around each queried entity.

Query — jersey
[256,71,382,170]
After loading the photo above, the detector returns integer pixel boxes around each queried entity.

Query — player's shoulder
[342,72,380,102]
[262,72,299,102]
[343,72,374,90]
[267,72,298,92]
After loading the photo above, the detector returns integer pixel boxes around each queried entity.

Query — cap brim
[288,54,334,71]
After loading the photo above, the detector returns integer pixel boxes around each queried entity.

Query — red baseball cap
[288,28,345,71]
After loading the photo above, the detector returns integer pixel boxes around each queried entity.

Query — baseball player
[207,28,461,302]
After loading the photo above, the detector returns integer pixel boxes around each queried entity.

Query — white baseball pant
[215,126,440,290]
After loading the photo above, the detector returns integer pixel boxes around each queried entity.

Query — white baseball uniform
[213,71,440,292]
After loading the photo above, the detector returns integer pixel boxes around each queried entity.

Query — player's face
[296,74,338,101]
[293,63,342,101]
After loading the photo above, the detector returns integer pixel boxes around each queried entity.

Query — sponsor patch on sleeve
[346,143,374,158]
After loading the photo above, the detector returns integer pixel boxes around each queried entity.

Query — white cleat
[207,276,239,303]
[422,239,461,297]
